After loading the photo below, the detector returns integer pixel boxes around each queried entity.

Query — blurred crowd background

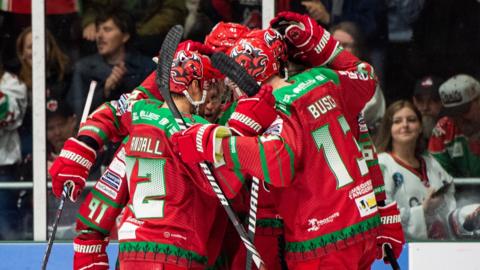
[0,0,479,242]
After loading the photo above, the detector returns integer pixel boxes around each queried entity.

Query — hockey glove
[171,124,232,164]
[376,202,405,263]
[270,11,339,67]
[49,137,97,202]
[73,236,109,270]
[227,84,277,136]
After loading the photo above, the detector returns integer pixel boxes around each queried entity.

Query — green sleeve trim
[136,85,156,100]
[105,102,120,130]
[258,139,272,184]
[229,137,245,184]
[76,214,110,235]
[284,142,295,180]
[78,125,109,144]
[91,189,123,208]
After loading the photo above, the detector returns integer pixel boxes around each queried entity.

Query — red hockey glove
[227,85,277,136]
[73,237,109,270]
[270,11,339,67]
[171,124,231,164]
[376,202,405,263]
[49,137,96,202]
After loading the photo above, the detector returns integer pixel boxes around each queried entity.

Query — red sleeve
[77,90,149,148]
[76,146,129,236]
[220,134,296,192]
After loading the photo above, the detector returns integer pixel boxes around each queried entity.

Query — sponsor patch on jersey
[95,181,118,200]
[101,171,121,190]
[306,212,340,232]
[109,157,126,177]
[355,192,377,217]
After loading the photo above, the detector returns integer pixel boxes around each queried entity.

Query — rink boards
[0,242,479,269]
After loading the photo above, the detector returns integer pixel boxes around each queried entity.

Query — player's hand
[270,11,338,66]
[376,202,405,263]
[73,237,109,270]
[49,137,96,202]
[171,124,231,164]
[227,84,277,136]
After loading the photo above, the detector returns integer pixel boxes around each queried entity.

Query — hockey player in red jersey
[172,12,405,269]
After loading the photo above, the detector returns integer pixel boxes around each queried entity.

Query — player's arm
[73,144,129,270]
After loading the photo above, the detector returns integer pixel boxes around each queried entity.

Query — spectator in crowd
[0,62,28,240]
[81,0,187,56]
[428,74,480,177]
[376,100,456,240]
[67,8,155,119]
[412,76,444,140]
[331,21,386,134]
[16,26,72,159]
[0,0,82,66]
[385,0,425,103]
[46,97,77,169]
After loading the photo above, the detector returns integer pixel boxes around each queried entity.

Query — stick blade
[156,25,184,101]
[211,52,260,97]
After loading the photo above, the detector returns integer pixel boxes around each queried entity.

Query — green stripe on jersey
[119,241,207,264]
[91,189,122,208]
[258,139,272,184]
[274,67,340,116]
[285,215,381,253]
[78,125,109,143]
[229,136,245,184]
[77,214,109,235]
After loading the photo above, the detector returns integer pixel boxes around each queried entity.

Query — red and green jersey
[77,71,161,150]
[76,143,129,237]
[217,60,381,261]
[428,116,480,177]
[117,99,224,267]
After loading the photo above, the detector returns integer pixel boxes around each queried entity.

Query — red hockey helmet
[170,49,224,105]
[204,22,250,53]
[228,28,287,82]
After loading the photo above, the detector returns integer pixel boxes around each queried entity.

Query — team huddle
[48,12,405,270]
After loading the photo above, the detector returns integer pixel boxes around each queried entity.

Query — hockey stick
[41,80,97,270]
[156,25,264,269]
[211,52,264,270]
[385,245,401,270]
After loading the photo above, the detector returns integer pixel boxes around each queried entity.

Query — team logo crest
[171,50,203,86]
[230,40,267,79]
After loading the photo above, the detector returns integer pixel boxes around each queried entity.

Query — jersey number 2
[125,157,166,219]
[312,116,368,188]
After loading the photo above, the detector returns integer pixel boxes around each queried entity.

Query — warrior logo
[230,40,267,79]
[171,50,203,86]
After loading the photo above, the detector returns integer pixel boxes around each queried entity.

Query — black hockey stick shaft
[156,25,264,269]
[41,80,97,270]
[41,187,67,270]
[210,52,264,270]
[385,244,401,270]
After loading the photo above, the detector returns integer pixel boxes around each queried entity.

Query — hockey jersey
[378,152,456,240]
[117,99,223,267]
[218,62,380,261]
[428,116,480,177]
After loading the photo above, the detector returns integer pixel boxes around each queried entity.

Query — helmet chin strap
[182,89,207,114]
